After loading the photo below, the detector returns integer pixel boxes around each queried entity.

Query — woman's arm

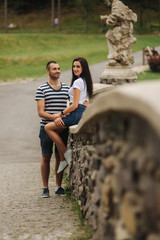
[62,88,80,115]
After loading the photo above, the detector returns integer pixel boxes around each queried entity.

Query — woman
[45,57,93,173]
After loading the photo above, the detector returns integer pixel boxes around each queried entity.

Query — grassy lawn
[137,70,160,81]
[0,33,160,82]
[0,33,107,81]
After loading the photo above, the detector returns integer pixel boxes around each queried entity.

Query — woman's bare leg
[45,122,67,161]
[55,153,63,187]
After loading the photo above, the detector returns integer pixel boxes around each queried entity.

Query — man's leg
[39,126,53,197]
[54,152,65,195]
[41,155,51,189]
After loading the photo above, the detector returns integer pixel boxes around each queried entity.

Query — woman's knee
[44,122,53,133]
[44,124,49,132]
[45,122,58,134]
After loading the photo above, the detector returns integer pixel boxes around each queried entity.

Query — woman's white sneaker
[57,160,68,173]
[64,149,72,166]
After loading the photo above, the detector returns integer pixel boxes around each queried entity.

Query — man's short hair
[46,61,57,70]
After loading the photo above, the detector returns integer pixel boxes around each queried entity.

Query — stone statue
[100,0,137,66]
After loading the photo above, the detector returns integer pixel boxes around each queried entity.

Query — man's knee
[42,155,51,164]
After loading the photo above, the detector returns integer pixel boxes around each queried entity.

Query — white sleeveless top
[68,77,88,104]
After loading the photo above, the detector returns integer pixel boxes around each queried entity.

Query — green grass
[137,70,160,81]
[0,33,160,82]
[132,34,160,52]
[0,33,107,81]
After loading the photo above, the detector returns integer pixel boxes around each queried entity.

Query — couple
[35,57,93,197]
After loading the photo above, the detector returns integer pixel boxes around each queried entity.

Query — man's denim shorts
[62,104,86,127]
[39,126,68,157]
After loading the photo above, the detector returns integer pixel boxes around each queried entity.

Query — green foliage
[0,0,159,34]
[7,0,51,13]
[124,0,160,32]
[75,0,99,33]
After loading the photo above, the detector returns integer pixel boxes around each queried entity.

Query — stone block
[119,191,144,236]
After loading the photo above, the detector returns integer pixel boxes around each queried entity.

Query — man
[35,61,69,197]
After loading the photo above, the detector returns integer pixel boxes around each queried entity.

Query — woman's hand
[54,117,65,127]
[50,113,61,121]
[83,100,89,107]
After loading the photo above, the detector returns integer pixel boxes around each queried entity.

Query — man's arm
[37,99,54,121]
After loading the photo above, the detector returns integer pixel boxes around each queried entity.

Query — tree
[51,0,55,27]
[51,0,61,30]
[76,0,98,33]
[4,0,8,33]
[145,0,151,32]
[58,0,61,30]
[159,0,160,30]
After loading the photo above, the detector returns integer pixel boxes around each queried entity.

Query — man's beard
[49,74,59,80]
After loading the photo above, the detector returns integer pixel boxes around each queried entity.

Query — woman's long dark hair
[71,57,93,98]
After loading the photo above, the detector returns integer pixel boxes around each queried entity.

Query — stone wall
[67,81,160,240]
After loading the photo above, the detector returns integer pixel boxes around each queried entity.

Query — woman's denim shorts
[62,104,86,127]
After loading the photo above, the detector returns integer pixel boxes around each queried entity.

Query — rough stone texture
[100,0,137,66]
[100,65,137,85]
[68,82,160,240]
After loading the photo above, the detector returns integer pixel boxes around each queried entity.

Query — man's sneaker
[42,188,50,198]
[64,149,72,166]
[55,187,65,196]
[57,160,68,174]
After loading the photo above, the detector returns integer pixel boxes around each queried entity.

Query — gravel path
[0,162,79,240]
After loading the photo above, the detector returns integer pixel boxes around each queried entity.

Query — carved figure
[100,0,137,66]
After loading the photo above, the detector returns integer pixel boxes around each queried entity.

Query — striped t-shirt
[35,82,69,126]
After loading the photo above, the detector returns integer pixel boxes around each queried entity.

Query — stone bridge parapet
[67,81,160,240]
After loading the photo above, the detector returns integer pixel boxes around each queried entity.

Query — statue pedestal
[100,65,137,85]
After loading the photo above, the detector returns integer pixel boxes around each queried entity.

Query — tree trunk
[159,0,160,31]
[51,0,55,27]
[4,0,8,33]
[139,6,143,27]
[145,0,151,32]
[84,9,88,33]
[58,0,61,30]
